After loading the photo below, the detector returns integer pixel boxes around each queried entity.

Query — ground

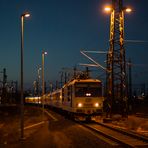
[0,104,148,147]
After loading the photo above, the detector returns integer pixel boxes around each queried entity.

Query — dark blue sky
[0,0,148,89]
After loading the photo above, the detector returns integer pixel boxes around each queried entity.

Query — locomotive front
[72,79,104,118]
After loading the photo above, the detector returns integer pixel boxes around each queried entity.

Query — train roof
[63,78,101,88]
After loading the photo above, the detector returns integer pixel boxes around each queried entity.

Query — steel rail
[78,121,148,147]
[94,121,148,143]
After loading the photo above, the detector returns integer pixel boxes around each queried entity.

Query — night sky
[0,0,148,89]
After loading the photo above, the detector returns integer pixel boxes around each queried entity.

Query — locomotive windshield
[75,82,102,97]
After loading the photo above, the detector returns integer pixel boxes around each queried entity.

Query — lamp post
[42,51,47,120]
[20,12,30,139]
[37,67,41,103]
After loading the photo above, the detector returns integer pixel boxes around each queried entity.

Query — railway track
[78,121,148,147]
[135,113,148,118]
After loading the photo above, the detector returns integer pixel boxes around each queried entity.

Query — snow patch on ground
[108,115,148,136]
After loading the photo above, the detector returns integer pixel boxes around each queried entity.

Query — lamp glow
[104,6,112,12]
[125,8,132,13]
[95,103,99,107]
[44,51,48,55]
[78,103,82,107]
[24,13,30,17]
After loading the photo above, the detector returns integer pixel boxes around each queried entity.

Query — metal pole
[20,12,30,140]
[42,51,45,120]
[20,15,24,139]
[37,67,41,104]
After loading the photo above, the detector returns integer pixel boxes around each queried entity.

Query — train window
[75,82,102,97]
[62,88,64,102]
[67,86,71,101]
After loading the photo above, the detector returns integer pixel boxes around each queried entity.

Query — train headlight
[95,103,99,107]
[78,103,82,107]
[86,93,91,97]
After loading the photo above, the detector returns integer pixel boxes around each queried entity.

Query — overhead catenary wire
[80,50,109,72]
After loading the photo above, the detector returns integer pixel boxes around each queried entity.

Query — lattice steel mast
[106,0,128,116]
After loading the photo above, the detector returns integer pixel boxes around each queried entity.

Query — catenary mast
[106,0,127,116]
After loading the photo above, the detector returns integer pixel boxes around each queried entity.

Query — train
[26,77,104,120]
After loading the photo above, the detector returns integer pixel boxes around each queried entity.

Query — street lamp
[125,8,132,13]
[20,12,30,140]
[104,5,132,13]
[42,51,47,120]
[104,6,112,12]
